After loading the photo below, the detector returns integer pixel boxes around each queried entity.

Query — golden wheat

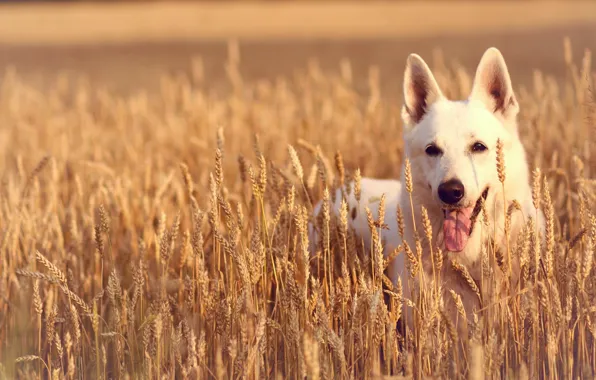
[0,39,595,380]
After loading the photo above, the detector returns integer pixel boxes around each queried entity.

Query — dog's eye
[425,144,442,156]
[471,142,488,153]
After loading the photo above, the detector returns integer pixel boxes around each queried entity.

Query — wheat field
[0,32,595,379]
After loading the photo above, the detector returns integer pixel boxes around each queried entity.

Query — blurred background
[0,0,595,97]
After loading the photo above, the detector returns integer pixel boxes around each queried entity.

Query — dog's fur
[309,48,546,335]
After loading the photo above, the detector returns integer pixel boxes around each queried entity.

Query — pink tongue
[443,207,474,252]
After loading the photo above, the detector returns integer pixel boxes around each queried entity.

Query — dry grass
[0,37,595,379]
[1,1,596,44]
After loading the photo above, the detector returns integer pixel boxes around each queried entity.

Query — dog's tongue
[443,207,474,252]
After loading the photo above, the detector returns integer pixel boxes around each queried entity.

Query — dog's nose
[438,179,465,205]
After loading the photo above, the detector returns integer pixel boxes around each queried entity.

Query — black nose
[438,179,465,205]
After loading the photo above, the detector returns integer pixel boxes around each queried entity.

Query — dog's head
[400,48,529,258]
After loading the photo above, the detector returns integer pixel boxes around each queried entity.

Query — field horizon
[2,1,596,45]
[1,1,596,95]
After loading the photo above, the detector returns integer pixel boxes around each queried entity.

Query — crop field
[0,1,595,379]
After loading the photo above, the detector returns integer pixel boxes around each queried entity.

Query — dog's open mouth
[442,188,489,252]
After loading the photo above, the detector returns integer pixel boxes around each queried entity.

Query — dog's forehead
[412,100,505,144]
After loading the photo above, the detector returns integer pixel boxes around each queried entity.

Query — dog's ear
[470,48,519,121]
[401,54,444,126]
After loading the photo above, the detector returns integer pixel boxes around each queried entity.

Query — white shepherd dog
[309,47,546,334]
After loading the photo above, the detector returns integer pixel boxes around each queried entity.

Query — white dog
[309,47,545,334]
